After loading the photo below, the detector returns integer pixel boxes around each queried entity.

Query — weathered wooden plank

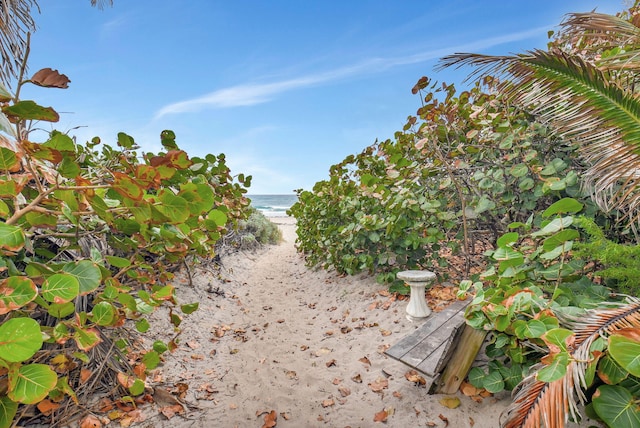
[432,325,487,394]
[385,298,470,373]
[416,313,467,376]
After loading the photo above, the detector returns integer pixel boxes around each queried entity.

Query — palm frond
[500,298,640,428]
[559,12,640,71]
[0,0,38,85]
[439,49,640,224]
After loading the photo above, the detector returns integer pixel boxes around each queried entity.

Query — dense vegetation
[291,3,640,427]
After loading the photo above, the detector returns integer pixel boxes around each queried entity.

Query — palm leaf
[0,0,37,85]
[558,12,640,71]
[439,49,640,225]
[500,298,640,428]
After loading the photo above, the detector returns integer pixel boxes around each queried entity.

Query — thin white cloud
[154,26,546,119]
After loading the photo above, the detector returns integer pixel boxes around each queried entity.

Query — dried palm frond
[439,47,640,227]
[500,298,640,428]
[0,0,37,85]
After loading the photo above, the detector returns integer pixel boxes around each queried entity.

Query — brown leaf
[37,399,60,416]
[404,370,426,385]
[79,414,102,428]
[373,409,388,422]
[359,356,371,366]
[393,391,403,399]
[332,378,342,385]
[31,68,70,88]
[460,381,482,397]
[380,329,392,336]
[352,373,363,383]
[321,398,335,408]
[159,404,185,420]
[326,359,337,367]
[281,412,291,420]
[368,378,389,393]
[262,410,277,428]
[439,414,449,426]
[338,386,351,397]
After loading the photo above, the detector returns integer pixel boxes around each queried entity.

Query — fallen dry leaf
[326,359,337,367]
[439,413,449,427]
[338,386,351,397]
[369,378,389,393]
[281,412,291,420]
[380,329,392,336]
[79,414,102,428]
[321,398,335,408]
[460,381,483,397]
[159,404,185,420]
[80,368,93,384]
[404,370,426,386]
[392,391,403,399]
[439,396,461,409]
[332,378,342,385]
[352,374,363,383]
[186,341,200,349]
[373,409,388,423]
[37,399,60,416]
[262,410,277,428]
[359,356,371,366]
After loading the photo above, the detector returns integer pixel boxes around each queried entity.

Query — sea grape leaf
[0,276,37,315]
[0,147,19,172]
[593,384,640,428]
[8,364,57,404]
[0,222,25,253]
[73,327,102,351]
[41,274,79,304]
[0,317,43,362]
[609,329,640,377]
[2,101,59,122]
[0,395,18,428]
[156,191,189,223]
[30,68,70,88]
[207,209,228,228]
[112,172,144,201]
[42,132,75,152]
[90,302,116,326]
[62,260,102,295]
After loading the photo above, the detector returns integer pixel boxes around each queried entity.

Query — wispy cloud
[154,26,545,119]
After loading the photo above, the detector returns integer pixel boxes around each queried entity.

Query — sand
[136,217,511,428]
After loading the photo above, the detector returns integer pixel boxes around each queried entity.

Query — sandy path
[140,218,508,428]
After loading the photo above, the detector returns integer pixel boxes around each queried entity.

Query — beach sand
[131,217,584,428]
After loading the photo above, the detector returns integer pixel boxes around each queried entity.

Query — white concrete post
[397,270,436,321]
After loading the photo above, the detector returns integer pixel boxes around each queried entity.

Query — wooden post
[431,325,487,394]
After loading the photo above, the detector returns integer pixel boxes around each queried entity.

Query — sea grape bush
[0,68,251,426]
[459,198,640,426]
[290,77,595,290]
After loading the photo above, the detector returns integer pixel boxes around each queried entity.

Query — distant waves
[248,194,298,217]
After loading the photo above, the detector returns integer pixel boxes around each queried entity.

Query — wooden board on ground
[385,298,470,378]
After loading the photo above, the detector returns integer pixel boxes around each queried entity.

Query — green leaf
[542,198,583,217]
[73,327,102,351]
[542,229,580,251]
[609,332,640,377]
[130,378,145,396]
[0,222,25,253]
[531,216,574,237]
[0,148,18,172]
[117,132,136,149]
[536,352,569,383]
[106,255,131,268]
[62,260,102,295]
[47,302,75,319]
[90,302,116,326]
[482,370,505,393]
[7,364,57,404]
[155,191,189,223]
[593,384,640,428]
[542,328,574,352]
[42,132,75,152]
[41,273,80,304]
[509,163,528,177]
[467,367,485,388]
[598,355,629,385]
[135,318,150,333]
[0,395,18,428]
[496,232,519,247]
[181,302,199,314]
[207,209,228,227]
[0,317,43,362]
[153,340,168,354]
[2,101,59,122]
[514,319,547,339]
[142,350,160,370]
[0,276,37,315]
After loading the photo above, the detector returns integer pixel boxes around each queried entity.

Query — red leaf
[31,68,70,88]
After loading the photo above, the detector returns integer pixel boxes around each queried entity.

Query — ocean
[248,194,298,217]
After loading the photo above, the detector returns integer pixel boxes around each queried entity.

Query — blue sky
[22,0,621,194]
